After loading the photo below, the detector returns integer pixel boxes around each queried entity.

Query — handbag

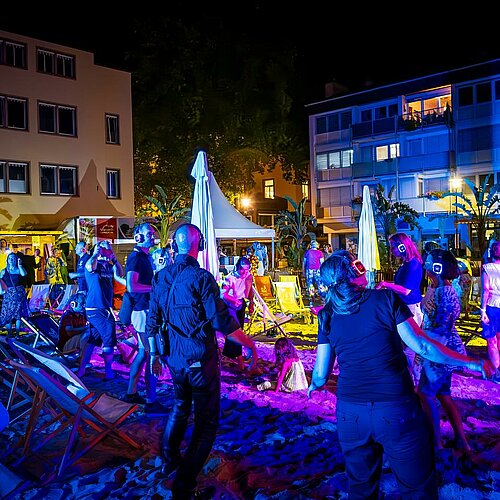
[155,328,168,356]
[118,291,135,326]
[154,268,187,356]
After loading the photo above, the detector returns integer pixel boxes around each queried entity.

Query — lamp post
[449,176,462,253]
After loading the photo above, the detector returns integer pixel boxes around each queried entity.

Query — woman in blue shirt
[377,233,423,383]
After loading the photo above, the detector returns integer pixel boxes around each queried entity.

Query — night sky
[2,4,499,104]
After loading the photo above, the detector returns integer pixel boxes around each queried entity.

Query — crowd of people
[2,227,500,499]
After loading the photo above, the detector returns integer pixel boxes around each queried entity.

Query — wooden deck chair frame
[253,275,278,309]
[20,311,75,362]
[273,281,312,324]
[0,338,37,424]
[27,284,52,313]
[51,284,78,315]
[246,285,292,337]
[8,360,142,484]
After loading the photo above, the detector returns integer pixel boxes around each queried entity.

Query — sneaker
[491,368,500,384]
[124,393,146,405]
[145,400,169,417]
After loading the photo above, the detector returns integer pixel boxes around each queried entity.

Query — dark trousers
[163,355,221,497]
[337,397,437,500]
[221,302,246,359]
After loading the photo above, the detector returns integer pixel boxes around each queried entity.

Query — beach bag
[118,291,135,326]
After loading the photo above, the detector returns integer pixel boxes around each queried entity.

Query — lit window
[0,161,28,193]
[105,114,120,144]
[106,169,120,198]
[375,143,400,162]
[264,179,275,199]
[301,182,309,199]
[40,164,77,195]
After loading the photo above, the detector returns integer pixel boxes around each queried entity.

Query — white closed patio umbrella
[358,185,380,288]
[190,150,220,281]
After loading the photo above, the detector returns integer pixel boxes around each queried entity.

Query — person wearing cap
[302,239,325,306]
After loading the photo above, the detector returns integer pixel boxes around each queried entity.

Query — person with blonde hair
[377,233,424,383]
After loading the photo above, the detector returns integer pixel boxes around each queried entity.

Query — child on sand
[274,337,308,392]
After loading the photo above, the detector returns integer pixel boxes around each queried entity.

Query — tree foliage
[136,184,190,246]
[275,196,317,269]
[440,175,500,257]
[128,14,309,211]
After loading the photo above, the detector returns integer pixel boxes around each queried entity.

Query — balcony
[350,152,451,179]
[351,106,450,140]
[317,166,352,182]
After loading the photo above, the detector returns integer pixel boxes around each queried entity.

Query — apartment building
[306,59,500,256]
[0,31,134,246]
[240,165,310,229]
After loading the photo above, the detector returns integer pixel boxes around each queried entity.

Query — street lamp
[449,176,463,253]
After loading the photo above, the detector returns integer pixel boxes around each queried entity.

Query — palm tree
[373,184,420,267]
[275,196,317,270]
[137,185,190,246]
[440,175,500,258]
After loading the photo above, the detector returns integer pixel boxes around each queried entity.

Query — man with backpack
[146,223,258,499]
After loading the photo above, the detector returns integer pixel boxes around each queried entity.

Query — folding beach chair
[51,284,78,315]
[253,275,279,310]
[0,337,37,424]
[20,311,64,353]
[7,359,142,484]
[278,274,305,301]
[273,281,312,324]
[27,284,51,314]
[246,285,292,337]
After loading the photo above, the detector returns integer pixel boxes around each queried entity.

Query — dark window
[0,39,26,68]
[496,80,500,100]
[37,50,54,73]
[37,48,75,78]
[361,109,372,122]
[340,111,352,129]
[458,86,474,107]
[38,102,76,136]
[327,113,339,132]
[476,82,492,103]
[316,116,327,134]
[6,97,27,129]
[375,107,387,119]
[39,103,56,133]
[40,164,77,195]
[388,104,398,116]
[105,114,120,144]
[58,106,76,135]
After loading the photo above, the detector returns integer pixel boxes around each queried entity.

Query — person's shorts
[418,361,452,396]
[131,309,149,349]
[86,308,117,349]
[482,305,500,339]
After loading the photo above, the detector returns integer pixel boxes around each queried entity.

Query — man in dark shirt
[69,241,90,293]
[124,222,168,417]
[77,240,124,379]
[146,223,258,499]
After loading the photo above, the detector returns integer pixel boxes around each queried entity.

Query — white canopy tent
[208,172,276,267]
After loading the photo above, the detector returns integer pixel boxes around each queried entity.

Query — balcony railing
[351,106,451,139]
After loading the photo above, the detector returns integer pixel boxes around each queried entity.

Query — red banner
[96,218,117,241]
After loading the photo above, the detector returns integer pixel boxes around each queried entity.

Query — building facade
[0,30,134,235]
[306,60,500,256]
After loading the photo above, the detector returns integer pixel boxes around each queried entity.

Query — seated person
[57,292,90,353]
